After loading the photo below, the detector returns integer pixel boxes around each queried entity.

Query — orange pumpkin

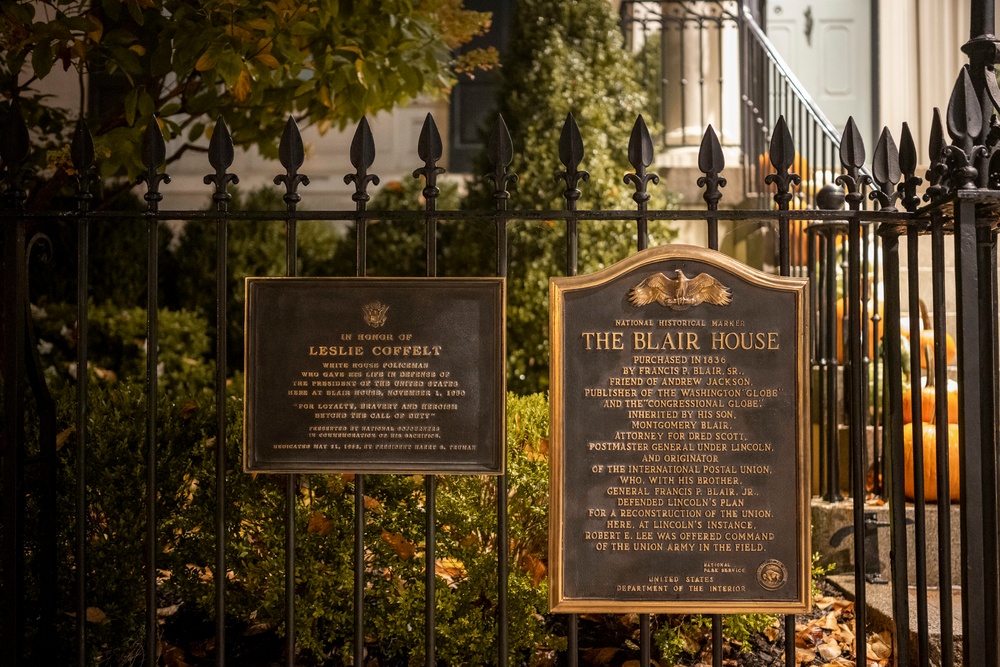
[903,422,960,502]
[902,344,959,424]
[900,300,956,368]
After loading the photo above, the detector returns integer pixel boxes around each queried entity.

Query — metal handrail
[740,6,843,149]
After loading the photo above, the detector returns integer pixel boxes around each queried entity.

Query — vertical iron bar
[640,615,650,667]
[354,207,368,667]
[711,616,722,666]
[146,216,160,665]
[871,227,882,497]
[75,213,89,667]
[812,231,826,494]
[975,218,1000,658]
[496,203,509,667]
[284,211,298,664]
[882,230,910,667]
[931,217,954,666]
[849,211,868,661]
[561,118,581,667]
[215,213,228,664]
[424,163,438,667]
[824,230,840,500]
[954,200,988,665]
[2,214,27,666]
[906,226,929,664]
[776,157,794,667]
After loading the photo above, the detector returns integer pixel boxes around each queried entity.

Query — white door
[766,0,873,146]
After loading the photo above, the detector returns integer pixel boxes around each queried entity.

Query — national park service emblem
[757,559,788,591]
[627,269,732,311]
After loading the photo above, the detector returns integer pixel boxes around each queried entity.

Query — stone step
[812,499,962,588]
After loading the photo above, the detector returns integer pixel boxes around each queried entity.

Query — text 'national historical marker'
[549,245,810,614]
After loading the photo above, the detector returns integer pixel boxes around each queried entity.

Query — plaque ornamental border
[549,245,811,613]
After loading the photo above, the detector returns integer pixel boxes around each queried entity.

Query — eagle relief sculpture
[627,269,732,311]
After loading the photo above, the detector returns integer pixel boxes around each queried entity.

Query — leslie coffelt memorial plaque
[549,246,810,613]
[244,278,505,474]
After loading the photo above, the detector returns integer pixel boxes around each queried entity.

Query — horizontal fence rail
[1,73,999,667]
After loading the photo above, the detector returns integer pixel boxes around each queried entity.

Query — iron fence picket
[930,214,955,667]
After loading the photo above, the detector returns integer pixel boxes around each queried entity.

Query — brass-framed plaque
[244,278,505,474]
[549,245,810,613]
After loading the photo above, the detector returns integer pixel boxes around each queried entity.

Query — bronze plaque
[244,278,505,474]
[549,246,810,613]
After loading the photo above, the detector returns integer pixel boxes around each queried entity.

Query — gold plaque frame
[549,245,810,614]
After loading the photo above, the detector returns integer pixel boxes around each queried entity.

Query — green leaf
[124,87,139,126]
[101,0,121,22]
[215,50,244,86]
[31,40,55,79]
[126,0,144,26]
[187,122,205,142]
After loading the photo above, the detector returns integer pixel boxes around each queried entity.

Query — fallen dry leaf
[815,595,837,610]
[56,427,74,450]
[435,558,465,586]
[381,530,416,559]
[795,647,817,664]
[518,552,547,588]
[160,642,190,667]
[363,495,381,511]
[244,622,275,636]
[85,606,109,624]
[818,638,843,660]
[157,603,181,618]
[867,631,892,661]
[584,647,620,665]
[307,511,335,536]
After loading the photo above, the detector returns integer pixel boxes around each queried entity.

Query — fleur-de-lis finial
[412,113,445,210]
[943,66,987,190]
[555,113,589,207]
[623,115,659,206]
[697,125,727,210]
[485,114,518,210]
[896,122,923,212]
[137,117,171,212]
[870,127,901,210]
[274,117,310,209]
[764,116,802,209]
[924,108,949,201]
[203,116,239,210]
[344,117,379,208]
[834,117,871,210]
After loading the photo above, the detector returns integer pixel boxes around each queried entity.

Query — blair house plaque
[549,245,810,613]
[244,277,505,474]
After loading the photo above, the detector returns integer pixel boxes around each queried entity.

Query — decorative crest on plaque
[627,270,732,310]
[363,301,389,328]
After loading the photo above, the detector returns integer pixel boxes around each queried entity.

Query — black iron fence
[2,60,1000,667]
